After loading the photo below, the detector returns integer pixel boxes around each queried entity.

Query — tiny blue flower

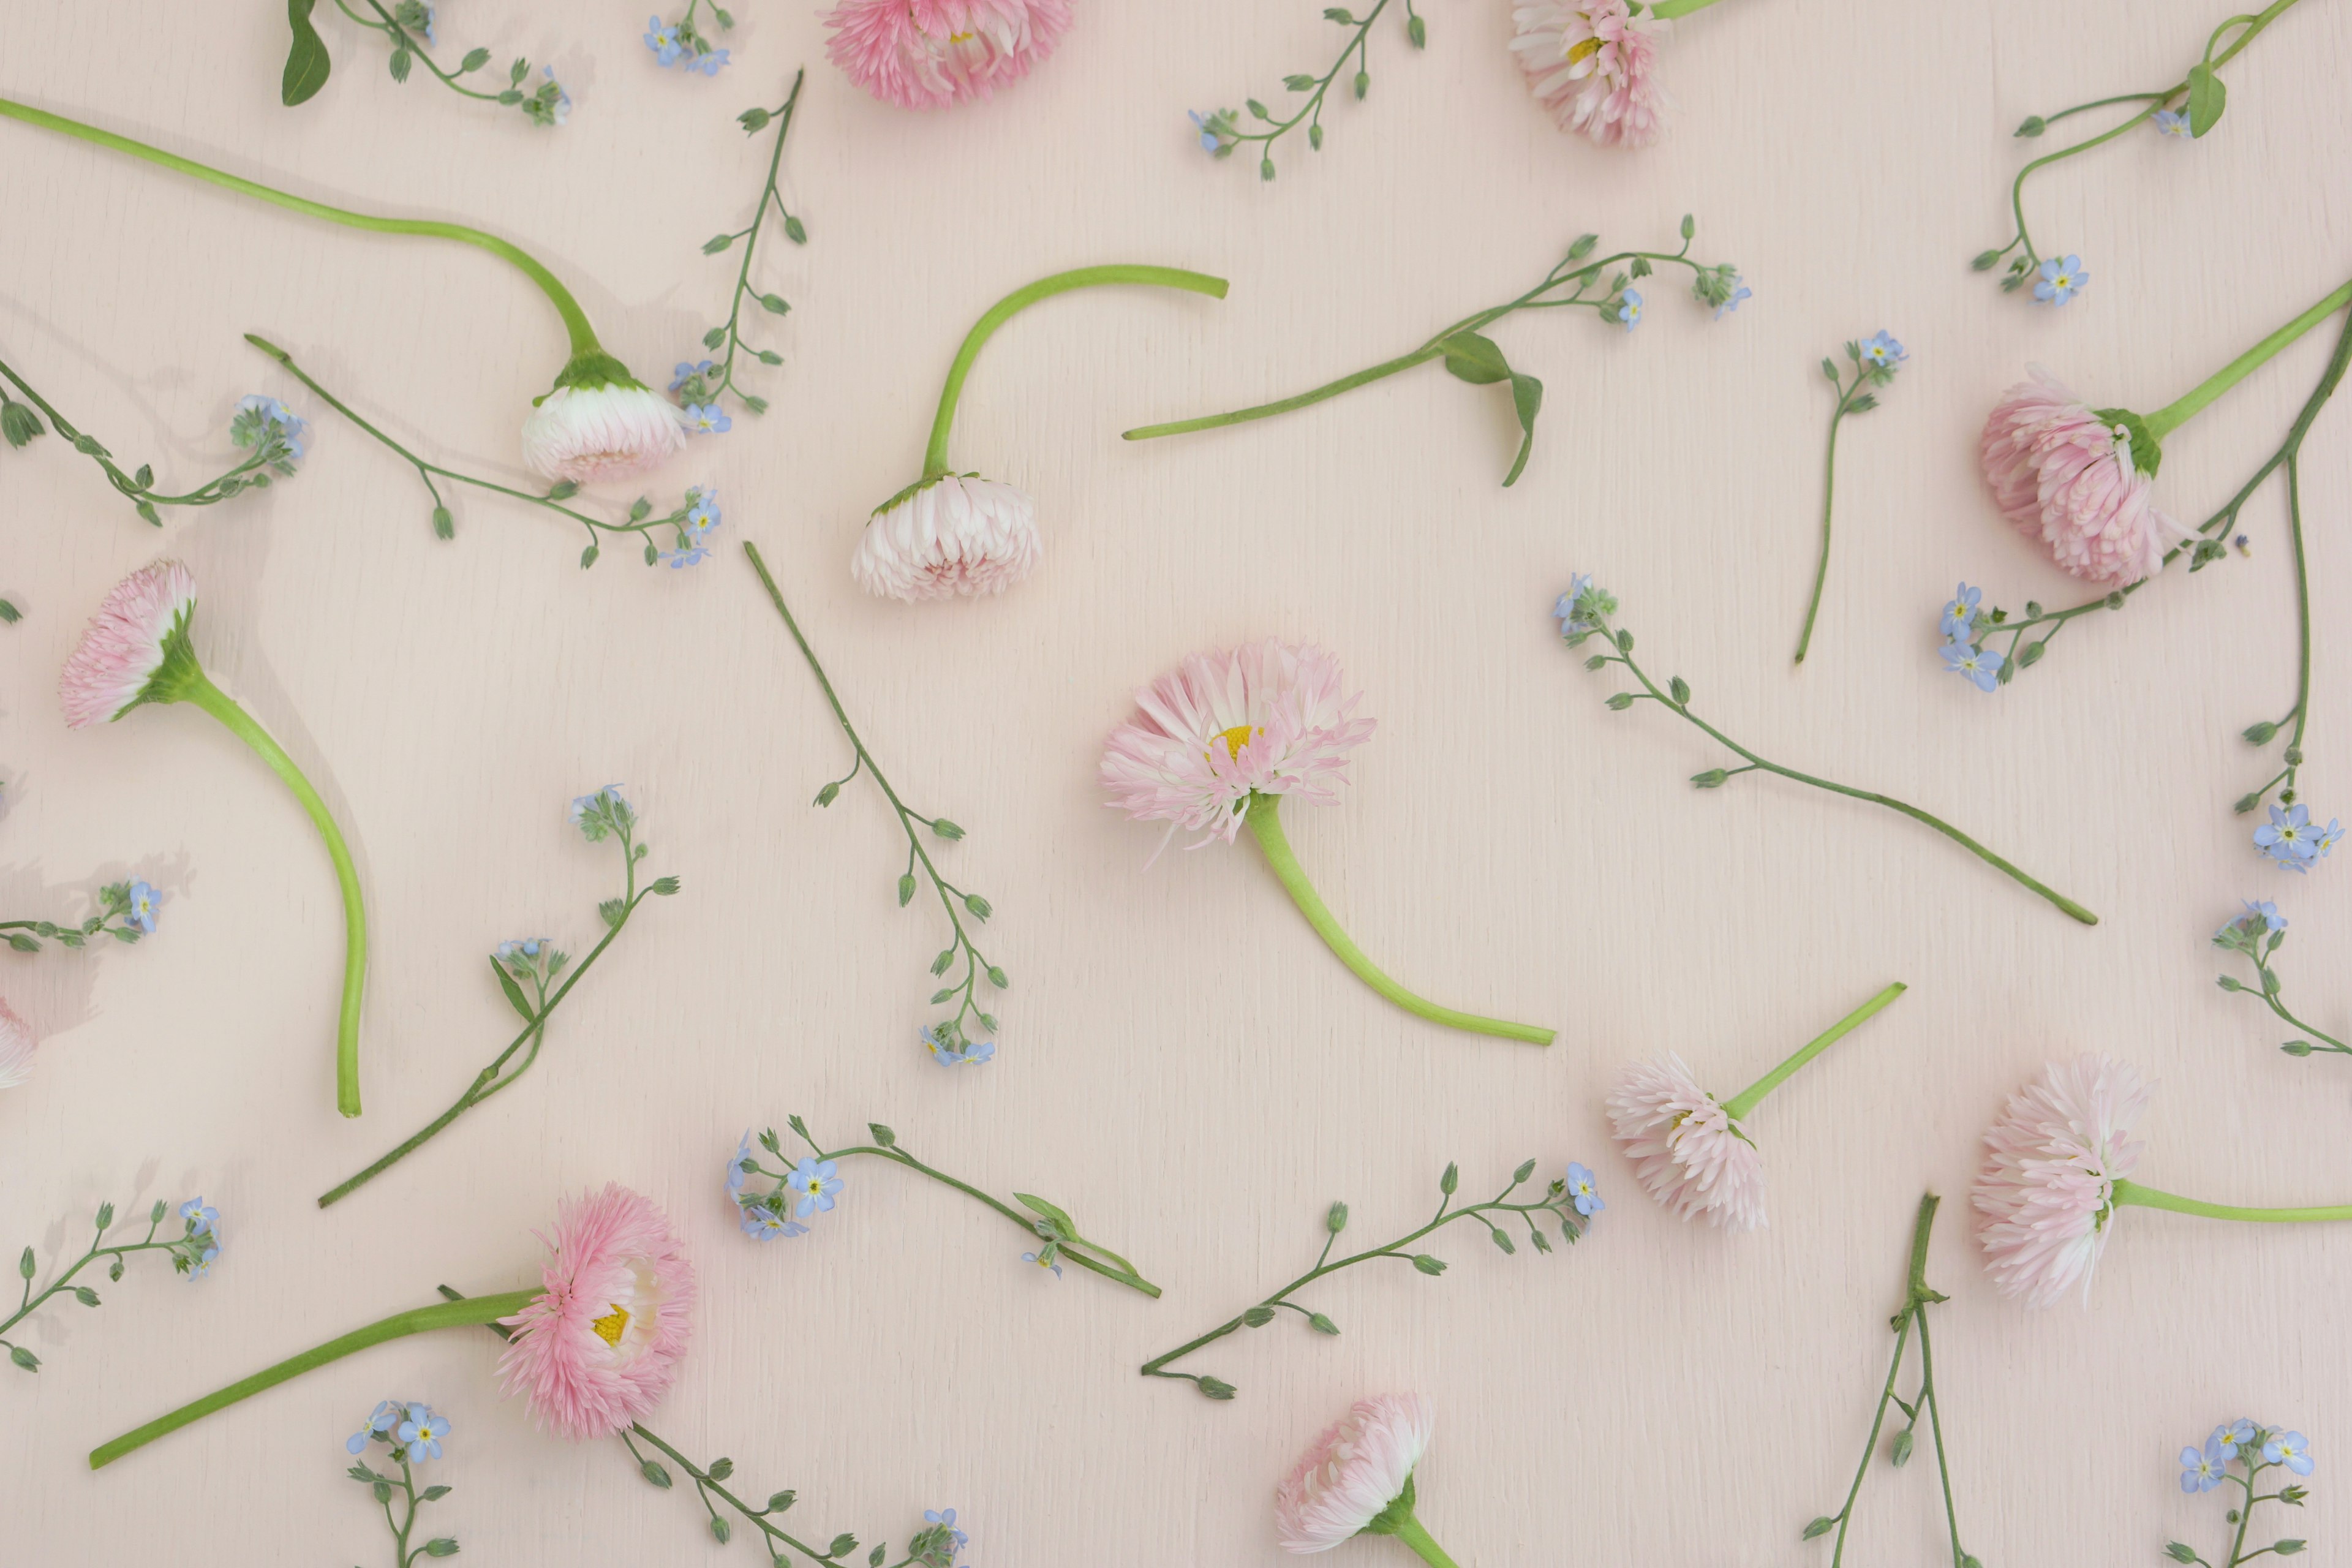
[544,67,571,126]
[1564,1162,1604,1217]
[922,1025,996,1066]
[1188,111,1221,153]
[2154,108,2191,137]
[962,1038,996,1066]
[646,18,683,65]
[1555,574,1596,636]
[570,785,631,839]
[421,5,436,47]
[669,360,717,394]
[179,1197,219,1237]
[788,1157,843,1218]
[1860,330,1907,369]
[1714,281,1752,320]
[684,487,721,540]
[925,1509,971,1551]
[1939,582,1982,641]
[2180,1439,2226,1493]
[184,1240,220,1280]
[2240,900,2286,933]
[1941,641,2002,693]
[660,545,710,569]
[2213,1419,2258,1460]
[347,1398,402,1454]
[740,1202,808,1242]
[692,48,731,76]
[2263,1430,2313,1476]
[2256,804,2320,869]
[686,403,731,435]
[2317,818,2344,858]
[2034,255,2088,306]
[397,1403,449,1462]
[726,1132,752,1196]
[126,879,161,935]
[1021,1250,1063,1278]
[1616,290,1643,331]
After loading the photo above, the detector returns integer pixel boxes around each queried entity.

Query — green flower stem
[922,265,1229,479]
[1,1209,176,1370]
[1793,364,1874,665]
[2111,1180,2352,1224]
[2229,948,2349,1057]
[336,0,507,108]
[1243,794,1553,1045]
[181,671,369,1117]
[0,97,601,360]
[1720,982,1906,1123]
[701,69,807,415]
[1123,244,1703,443]
[1648,0,1733,17]
[317,822,657,1208]
[0,354,274,521]
[88,1289,535,1469]
[1585,612,2098,925]
[2145,277,2352,443]
[1391,1513,1461,1568]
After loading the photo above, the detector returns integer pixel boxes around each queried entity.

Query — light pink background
[3,2,2349,1563]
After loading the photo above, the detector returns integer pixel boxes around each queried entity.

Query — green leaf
[420,1485,451,1501]
[1243,1305,1276,1327]
[0,600,18,626]
[703,233,734,255]
[1436,331,1543,485]
[489,956,535,1022]
[282,0,333,105]
[1015,1193,1077,1234]
[897,873,917,907]
[2185,64,2225,136]
[1803,1517,1838,1540]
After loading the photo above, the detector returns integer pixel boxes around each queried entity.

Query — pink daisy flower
[0,999,36,1091]
[1972,1055,2149,1308]
[823,0,1072,110]
[1276,1393,1445,1555]
[850,473,1041,601]
[1978,368,2185,589]
[519,382,690,487]
[59,559,198,729]
[1510,0,1669,151]
[1099,639,1374,851]
[1607,1054,1766,1231]
[498,1183,697,1441]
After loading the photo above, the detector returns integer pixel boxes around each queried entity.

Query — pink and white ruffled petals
[1605,1054,1768,1231]
[1971,1054,2150,1308]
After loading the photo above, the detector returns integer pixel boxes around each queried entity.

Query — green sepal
[539,350,646,405]
[2090,407,2163,477]
[1358,1474,1416,1537]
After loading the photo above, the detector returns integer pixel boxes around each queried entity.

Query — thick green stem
[1648,0,1732,16]
[2113,1180,2352,1223]
[1243,794,1553,1045]
[88,1289,535,1468]
[0,97,601,359]
[1392,1513,1462,1568]
[1722,982,1905,1122]
[1123,345,1442,442]
[921,265,1229,478]
[2146,279,2352,442]
[181,673,368,1117]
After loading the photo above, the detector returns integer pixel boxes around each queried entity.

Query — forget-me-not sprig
[680,70,810,420]
[729,1118,1159,1297]
[922,1023,997,1068]
[1564,576,2099,924]
[645,4,734,74]
[2255,803,2339,872]
[1190,0,1430,181]
[1795,333,1910,663]
[2033,254,2090,306]
[924,1510,970,1554]
[346,1395,459,1564]
[317,786,681,1208]
[287,0,570,127]
[2165,1418,2315,1567]
[2213,899,2348,1062]
[2,1192,224,1373]
[1126,217,1746,489]
[0,352,311,528]
[2,876,164,954]
[1143,1152,1599,1401]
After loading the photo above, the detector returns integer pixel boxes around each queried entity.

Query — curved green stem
[2113,1180,2352,1224]
[1392,1513,1461,1568]
[181,672,368,1117]
[1721,982,1905,1122]
[1243,794,1553,1045]
[2146,278,2352,442]
[89,1289,534,1468]
[921,265,1229,478]
[1795,371,1864,664]
[1123,345,1441,441]
[0,97,600,358]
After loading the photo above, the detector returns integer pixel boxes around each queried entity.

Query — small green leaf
[490,957,535,1022]
[1197,1376,1237,1400]
[1243,1305,1276,1327]
[282,0,333,106]
[703,233,734,255]
[0,601,18,626]
[1803,1517,1838,1540]
[2185,65,2225,136]
[1015,1193,1077,1234]
[420,1485,451,1501]
[1411,1254,1446,1275]
[897,873,917,907]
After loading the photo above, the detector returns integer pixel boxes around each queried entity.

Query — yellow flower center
[590,1304,631,1346]
[1210,724,1258,760]
[1566,36,1602,64]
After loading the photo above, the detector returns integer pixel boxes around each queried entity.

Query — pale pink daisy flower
[0,1000,36,1090]
[519,382,689,486]
[497,1183,697,1441]
[1099,639,1374,850]
[850,474,1042,601]
[823,0,1072,110]
[59,559,198,729]
[1276,1393,1439,1554]
[1607,1053,1767,1231]
[1972,1055,2150,1308]
[1978,367,2185,589]
[1510,0,1670,151]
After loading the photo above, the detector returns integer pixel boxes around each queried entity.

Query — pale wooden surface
[4,2,2350,1564]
